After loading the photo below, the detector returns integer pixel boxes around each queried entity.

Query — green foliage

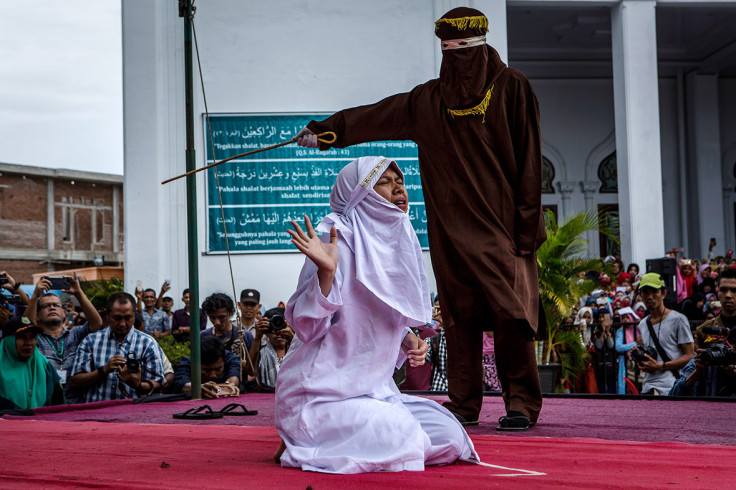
[156,335,191,368]
[80,276,125,309]
[537,209,617,386]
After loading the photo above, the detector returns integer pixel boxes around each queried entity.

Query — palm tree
[537,209,616,386]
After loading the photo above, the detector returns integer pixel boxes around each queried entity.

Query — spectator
[401,313,437,391]
[154,280,171,310]
[174,336,241,398]
[0,271,30,319]
[70,292,164,402]
[634,273,695,395]
[201,293,254,353]
[627,263,642,287]
[670,267,736,396]
[593,315,615,393]
[615,317,639,394]
[696,264,712,287]
[25,275,103,404]
[171,288,207,342]
[0,316,65,410]
[250,307,294,391]
[237,288,263,342]
[482,332,502,392]
[137,288,171,338]
[161,295,175,319]
[427,297,448,392]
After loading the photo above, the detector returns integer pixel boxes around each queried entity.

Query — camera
[267,314,287,333]
[126,352,140,374]
[631,345,659,365]
[0,294,22,306]
[0,278,9,286]
[700,343,736,367]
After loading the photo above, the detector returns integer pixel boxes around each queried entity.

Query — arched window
[598,152,617,193]
[541,157,555,194]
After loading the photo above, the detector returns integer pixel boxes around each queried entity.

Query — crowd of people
[1,246,735,410]
[0,270,295,410]
[564,250,736,397]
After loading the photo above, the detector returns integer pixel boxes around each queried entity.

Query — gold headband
[435,15,489,32]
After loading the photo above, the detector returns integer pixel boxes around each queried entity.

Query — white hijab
[316,156,432,326]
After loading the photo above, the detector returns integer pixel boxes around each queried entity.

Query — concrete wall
[122,0,442,309]
[122,0,736,309]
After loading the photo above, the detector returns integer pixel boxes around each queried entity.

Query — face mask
[636,311,645,319]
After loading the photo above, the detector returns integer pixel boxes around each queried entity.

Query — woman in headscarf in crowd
[614,300,640,395]
[0,317,65,410]
[627,263,641,287]
[695,264,711,286]
[679,258,695,299]
[275,156,478,474]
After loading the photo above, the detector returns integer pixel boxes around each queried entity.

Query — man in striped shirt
[71,292,164,402]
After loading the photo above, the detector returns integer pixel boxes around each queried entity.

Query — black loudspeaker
[645,258,678,308]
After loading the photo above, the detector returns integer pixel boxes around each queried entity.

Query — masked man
[295,7,545,430]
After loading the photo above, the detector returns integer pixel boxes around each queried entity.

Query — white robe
[275,238,479,474]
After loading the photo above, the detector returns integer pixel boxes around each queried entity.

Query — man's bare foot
[273,439,286,464]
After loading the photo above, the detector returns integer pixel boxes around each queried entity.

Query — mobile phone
[46,277,71,290]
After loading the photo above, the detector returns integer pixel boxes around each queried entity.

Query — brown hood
[440,44,506,110]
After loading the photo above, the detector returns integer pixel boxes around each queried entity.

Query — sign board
[204,114,427,253]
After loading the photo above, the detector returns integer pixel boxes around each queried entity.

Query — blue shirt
[141,308,171,335]
[173,351,242,393]
[71,326,164,403]
[36,323,91,404]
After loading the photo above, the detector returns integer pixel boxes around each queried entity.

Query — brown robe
[308,45,546,334]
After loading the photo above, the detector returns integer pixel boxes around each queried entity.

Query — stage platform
[1,394,735,488]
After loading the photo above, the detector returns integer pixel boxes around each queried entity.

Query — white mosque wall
[122,0,735,309]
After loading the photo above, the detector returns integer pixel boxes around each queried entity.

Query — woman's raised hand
[288,215,338,275]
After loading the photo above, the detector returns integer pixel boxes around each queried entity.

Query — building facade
[121,0,736,305]
[0,162,124,283]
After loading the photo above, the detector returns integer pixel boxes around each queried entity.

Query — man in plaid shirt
[71,292,164,402]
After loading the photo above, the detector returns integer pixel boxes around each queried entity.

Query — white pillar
[557,181,576,219]
[723,185,733,254]
[582,181,599,255]
[686,73,724,259]
[611,0,664,265]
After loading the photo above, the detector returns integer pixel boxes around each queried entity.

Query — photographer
[669,268,736,396]
[634,273,695,395]
[174,336,241,398]
[70,292,164,402]
[249,307,294,390]
[0,271,30,322]
[25,275,103,404]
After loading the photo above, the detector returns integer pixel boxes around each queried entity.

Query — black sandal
[216,403,258,416]
[496,413,532,431]
[173,405,224,420]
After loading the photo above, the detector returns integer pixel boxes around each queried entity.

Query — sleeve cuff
[308,274,343,315]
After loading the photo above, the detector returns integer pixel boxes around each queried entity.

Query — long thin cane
[161,131,337,185]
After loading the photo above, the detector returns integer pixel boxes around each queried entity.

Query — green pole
[181,0,201,400]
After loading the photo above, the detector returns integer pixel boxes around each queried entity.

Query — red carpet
[1,419,734,488]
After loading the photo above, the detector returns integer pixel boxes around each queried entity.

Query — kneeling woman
[276,156,479,474]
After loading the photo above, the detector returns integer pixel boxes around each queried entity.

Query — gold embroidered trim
[360,158,389,189]
[435,15,488,32]
[447,85,494,122]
